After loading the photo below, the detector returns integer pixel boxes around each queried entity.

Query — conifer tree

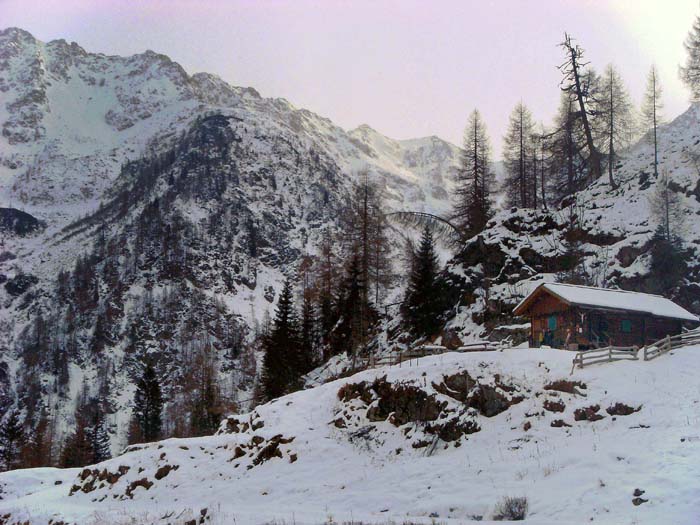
[646,226,689,296]
[260,280,300,400]
[453,109,494,235]
[680,13,700,100]
[61,397,111,467]
[532,124,549,209]
[341,177,391,309]
[316,231,339,355]
[594,64,634,189]
[649,170,685,242]
[545,92,588,201]
[59,416,91,468]
[331,254,372,365]
[90,310,111,354]
[188,345,222,437]
[0,409,24,471]
[641,65,664,179]
[299,290,317,375]
[132,362,163,443]
[85,408,111,463]
[503,103,535,208]
[402,227,446,338]
[24,408,54,468]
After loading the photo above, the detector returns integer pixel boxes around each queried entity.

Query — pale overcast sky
[1,0,697,155]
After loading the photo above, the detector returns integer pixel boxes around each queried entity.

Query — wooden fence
[367,337,513,369]
[570,328,700,372]
[456,341,499,352]
[570,345,638,374]
[367,344,447,368]
[643,329,700,361]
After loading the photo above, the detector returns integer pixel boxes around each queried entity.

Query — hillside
[432,103,700,347]
[0,26,460,450]
[2,347,699,524]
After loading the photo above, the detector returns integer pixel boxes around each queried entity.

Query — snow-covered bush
[493,496,529,521]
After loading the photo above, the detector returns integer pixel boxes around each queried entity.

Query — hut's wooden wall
[526,291,685,349]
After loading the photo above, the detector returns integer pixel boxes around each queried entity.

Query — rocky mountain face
[0,28,460,450]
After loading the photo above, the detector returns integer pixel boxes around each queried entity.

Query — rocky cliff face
[0,27,460,450]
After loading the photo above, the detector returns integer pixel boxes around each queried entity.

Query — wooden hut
[513,283,699,350]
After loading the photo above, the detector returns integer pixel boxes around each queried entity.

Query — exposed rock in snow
[2,347,699,524]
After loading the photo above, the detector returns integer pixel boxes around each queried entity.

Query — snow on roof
[514,283,699,322]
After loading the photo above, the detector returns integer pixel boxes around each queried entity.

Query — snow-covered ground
[2,346,699,524]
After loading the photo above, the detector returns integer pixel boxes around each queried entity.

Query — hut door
[596,315,610,345]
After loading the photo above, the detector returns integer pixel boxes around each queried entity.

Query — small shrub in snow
[550,419,571,428]
[544,379,586,395]
[493,496,529,521]
[543,399,565,412]
[574,404,605,421]
[606,402,641,416]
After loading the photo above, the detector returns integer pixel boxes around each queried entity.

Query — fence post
[608,347,612,362]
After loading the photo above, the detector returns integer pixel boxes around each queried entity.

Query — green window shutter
[548,315,557,330]
[621,319,632,333]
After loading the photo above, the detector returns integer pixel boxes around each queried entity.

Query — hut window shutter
[621,319,632,333]
[548,315,557,330]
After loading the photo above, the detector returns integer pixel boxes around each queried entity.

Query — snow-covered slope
[434,103,700,345]
[2,347,699,524]
[0,27,462,449]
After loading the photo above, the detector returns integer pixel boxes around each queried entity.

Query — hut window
[548,315,557,330]
[621,319,632,333]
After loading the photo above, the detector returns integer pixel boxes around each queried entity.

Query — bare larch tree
[558,33,602,184]
[641,65,664,179]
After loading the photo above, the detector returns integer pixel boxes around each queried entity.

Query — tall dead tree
[558,33,602,184]
[544,92,587,202]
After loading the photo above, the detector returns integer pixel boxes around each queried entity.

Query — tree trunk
[608,77,617,189]
[568,43,601,183]
[519,108,526,207]
[652,73,659,180]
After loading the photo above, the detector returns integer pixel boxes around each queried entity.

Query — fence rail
[367,337,513,369]
[643,329,700,361]
[570,328,700,372]
[570,345,638,374]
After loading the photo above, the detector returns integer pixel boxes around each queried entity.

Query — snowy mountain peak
[0,28,460,217]
[0,26,36,45]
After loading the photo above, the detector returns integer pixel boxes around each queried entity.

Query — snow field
[2,347,699,524]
